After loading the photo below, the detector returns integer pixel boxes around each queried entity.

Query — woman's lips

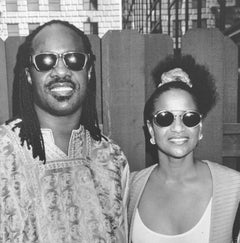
[169,137,188,145]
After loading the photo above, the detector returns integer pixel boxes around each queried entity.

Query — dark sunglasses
[31,51,89,72]
[153,110,202,128]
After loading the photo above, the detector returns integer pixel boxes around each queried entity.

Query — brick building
[0,0,122,40]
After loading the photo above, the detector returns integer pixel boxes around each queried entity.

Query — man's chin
[48,108,80,117]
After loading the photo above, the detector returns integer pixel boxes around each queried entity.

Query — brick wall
[0,0,122,39]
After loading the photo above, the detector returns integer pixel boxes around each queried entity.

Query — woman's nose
[170,116,185,132]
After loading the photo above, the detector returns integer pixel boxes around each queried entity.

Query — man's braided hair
[7,19,102,163]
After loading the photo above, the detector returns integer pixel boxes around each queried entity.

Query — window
[172,0,183,9]
[172,20,182,37]
[6,0,18,11]
[7,24,19,36]
[192,0,206,9]
[192,19,207,28]
[83,0,98,10]
[84,22,98,35]
[27,0,39,11]
[28,23,40,34]
[49,0,60,11]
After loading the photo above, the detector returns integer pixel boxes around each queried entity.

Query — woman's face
[147,88,202,159]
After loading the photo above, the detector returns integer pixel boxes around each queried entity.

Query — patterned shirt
[0,119,129,243]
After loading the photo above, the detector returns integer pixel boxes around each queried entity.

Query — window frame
[7,23,19,36]
[27,0,39,11]
[83,22,98,35]
[83,0,98,11]
[6,0,18,11]
[49,0,60,11]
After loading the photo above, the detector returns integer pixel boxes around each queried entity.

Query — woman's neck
[156,153,199,184]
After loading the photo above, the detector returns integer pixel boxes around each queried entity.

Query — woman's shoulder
[130,164,157,187]
[203,160,240,174]
[203,160,240,185]
[128,164,158,219]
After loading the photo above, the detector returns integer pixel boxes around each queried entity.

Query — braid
[80,65,102,141]
[8,20,102,164]
[18,69,46,162]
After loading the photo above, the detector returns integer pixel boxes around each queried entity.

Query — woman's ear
[25,68,32,85]
[199,121,203,140]
[147,120,156,145]
[88,65,92,80]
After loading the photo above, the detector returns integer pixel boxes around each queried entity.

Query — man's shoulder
[0,119,22,157]
[0,118,21,136]
[0,118,21,129]
[92,133,122,152]
[90,133,128,166]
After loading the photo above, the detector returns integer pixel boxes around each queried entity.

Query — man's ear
[25,68,32,85]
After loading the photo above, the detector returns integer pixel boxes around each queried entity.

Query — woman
[128,55,240,243]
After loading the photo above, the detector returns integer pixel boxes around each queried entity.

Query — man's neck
[35,106,82,155]
[38,112,80,132]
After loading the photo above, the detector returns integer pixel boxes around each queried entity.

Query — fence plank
[144,34,174,100]
[182,28,226,163]
[5,36,25,118]
[221,36,239,169]
[102,30,146,171]
[223,123,240,157]
[222,36,238,123]
[144,34,173,167]
[0,39,9,123]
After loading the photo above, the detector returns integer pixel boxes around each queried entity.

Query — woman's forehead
[154,89,197,111]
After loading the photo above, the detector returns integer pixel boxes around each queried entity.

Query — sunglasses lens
[64,53,87,71]
[155,111,174,127]
[35,54,56,71]
[183,112,201,127]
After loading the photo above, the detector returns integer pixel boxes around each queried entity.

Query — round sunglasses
[153,110,202,128]
[31,51,89,72]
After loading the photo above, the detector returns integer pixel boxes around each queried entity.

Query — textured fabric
[128,160,240,243]
[0,119,129,243]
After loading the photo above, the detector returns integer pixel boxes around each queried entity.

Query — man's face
[27,23,90,117]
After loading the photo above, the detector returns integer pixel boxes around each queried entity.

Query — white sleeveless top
[132,198,212,243]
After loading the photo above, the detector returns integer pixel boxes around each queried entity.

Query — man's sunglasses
[153,110,202,128]
[31,51,89,72]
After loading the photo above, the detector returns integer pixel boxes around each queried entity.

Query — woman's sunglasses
[31,51,89,72]
[153,110,202,128]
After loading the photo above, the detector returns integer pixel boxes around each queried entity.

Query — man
[0,20,129,243]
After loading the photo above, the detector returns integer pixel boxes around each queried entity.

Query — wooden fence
[0,28,239,172]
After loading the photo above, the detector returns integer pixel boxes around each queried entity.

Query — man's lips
[51,86,73,96]
[47,82,75,96]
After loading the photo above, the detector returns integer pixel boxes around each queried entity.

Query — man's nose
[51,57,70,77]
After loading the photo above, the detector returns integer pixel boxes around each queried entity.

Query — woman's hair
[144,54,218,123]
[7,19,102,163]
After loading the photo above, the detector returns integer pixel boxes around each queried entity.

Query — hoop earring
[199,134,203,140]
[150,137,155,145]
